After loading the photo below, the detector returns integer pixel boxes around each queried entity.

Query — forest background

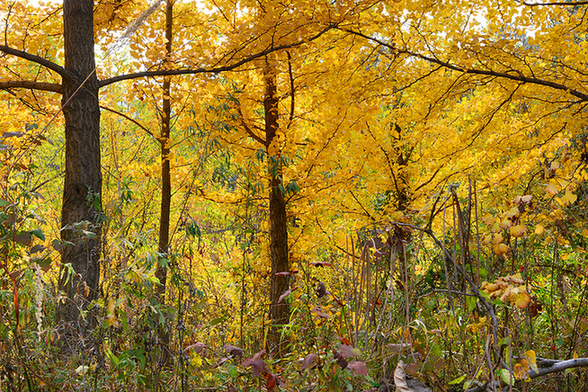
[1,0,588,391]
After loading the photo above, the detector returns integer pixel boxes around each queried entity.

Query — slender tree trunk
[264,60,290,355]
[55,0,102,344]
[155,0,174,367]
[156,0,173,299]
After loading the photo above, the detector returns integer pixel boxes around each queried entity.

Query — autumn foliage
[2,0,588,391]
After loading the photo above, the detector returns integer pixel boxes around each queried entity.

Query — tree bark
[55,0,102,344]
[154,0,174,367]
[156,0,173,301]
[264,60,290,355]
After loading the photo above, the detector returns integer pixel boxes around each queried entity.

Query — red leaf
[310,262,331,267]
[300,353,318,371]
[185,342,206,354]
[311,306,330,318]
[338,343,360,358]
[279,287,296,303]
[275,270,298,276]
[348,360,368,375]
[264,372,277,392]
[223,344,244,356]
[243,358,266,376]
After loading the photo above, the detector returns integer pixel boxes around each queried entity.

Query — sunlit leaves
[481,274,531,309]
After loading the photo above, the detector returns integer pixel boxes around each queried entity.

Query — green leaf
[31,229,45,241]
[0,199,10,207]
[449,374,466,385]
[466,295,477,312]
[498,369,515,386]
[82,230,97,239]
[228,364,237,378]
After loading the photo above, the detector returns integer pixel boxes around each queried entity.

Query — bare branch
[340,29,588,102]
[522,0,588,6]
[0,45,68,79]
[235,104,266,145]
[0,80,62,93]
[99,24,337,88]
[99,105,157,140]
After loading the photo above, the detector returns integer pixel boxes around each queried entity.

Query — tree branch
[0,45,68,79]
[466,357,588,392]
[0,80,62,93]
[340,29,588,102]
[529,357,588,378]
[99,105,158,141]
[98,24,337,88]
[521,0,588,5]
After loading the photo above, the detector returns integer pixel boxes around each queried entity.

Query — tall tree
[54,0,102,342]
[0,0,359,343]
[264,58,290,353]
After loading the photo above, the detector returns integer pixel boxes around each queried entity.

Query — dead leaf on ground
[394,360,411,392]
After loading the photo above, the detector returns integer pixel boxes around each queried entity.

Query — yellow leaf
[493,243,509,255]
[514,291,531,309]
[545,183,558,195]
[514,361,529,380]
[499,218,513,230]
[107,298,116,313]
[525,350,538,372]
[560,190,577,206]
[510,224,527,238]
[535,224,545,235]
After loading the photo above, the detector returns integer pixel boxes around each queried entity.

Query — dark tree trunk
[156,0,173,300]
[55,0,102,343]
[264,61,290,355]
[155,0,174,367]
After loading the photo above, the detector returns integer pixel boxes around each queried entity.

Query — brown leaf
[338,343,360,358]
[223,344,244,356]
[316,281,327,298]
[300,353,318,371]
[243,357,267,377]
[310,262,331,267]
[394,360,411,392]
[333,350,348,369]
[184,342,206,354]
[278,287,295,303]
[264,372,278,392]
[243,350,267,376]
[348,360,367,376]
[14,231,32,246]
[311,306,330,318]
[386,343,411,354]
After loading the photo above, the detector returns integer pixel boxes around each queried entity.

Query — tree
[0,0,366,344]
[0,0,103,343]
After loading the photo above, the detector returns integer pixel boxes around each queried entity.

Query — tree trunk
[264,60,290,355]
[55,0,102,344]
[155,0,174,367]
[156,0,173,300]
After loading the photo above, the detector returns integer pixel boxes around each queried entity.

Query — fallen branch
[466,357,588,392]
